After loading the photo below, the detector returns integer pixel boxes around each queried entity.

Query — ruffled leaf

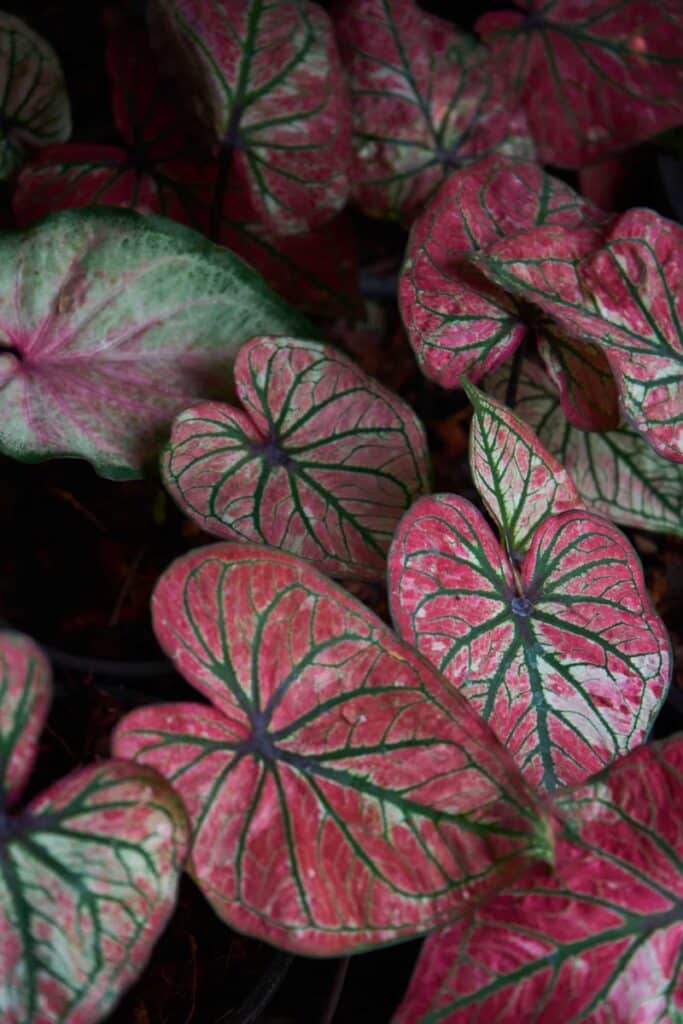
[389,496,670,792]
[113,542,552,956]
[162,336,429,578]
[0,631,51,807]
[394,736,683,1023]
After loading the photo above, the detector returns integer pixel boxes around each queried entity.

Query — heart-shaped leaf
[485,360,683,537]
[333,0,535,223]
[162,335,430,578]
[0,12,71,179]
[389,496,670,792]
[393,735,683,1023]
[474,209,683,462]
[147,0,351,235]
[0,631,190,1024]
[399,155,609,390]
[113,542,553,956]
[476,1,683,167]
[0,207,311,479]
[463,380,583,556]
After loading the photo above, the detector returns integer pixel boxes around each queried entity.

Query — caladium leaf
[333,1,534,223]
[147,0,351,235]
[476,1,683,168]
[399,155,609,389]
[0,207,311,479]
[0,12,71,179]
[162,336,429,578]
[393,735,683,1024]
[537,332,620,432]
[113,542,553,956]
[0,631,190,1024]
[475,209,683,462]
[485,360,683,537]
[389,496,670,792]
[463,380,583,556]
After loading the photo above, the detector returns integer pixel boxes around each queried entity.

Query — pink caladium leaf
[476,1,683,168]
[0,208,311,479]
[113,542,553,956]
[389,496,670,792]
[537,331,620,432]
[485,360,683,538]
[332,1,535,223]
[393,736,683,1024]
[463,380,583,556]
[147,0,351,235]
[0,12,71,180]
[399,155,610,390]
[475,209,683,462]
[0,631,190,1024]
[162,336,429,579]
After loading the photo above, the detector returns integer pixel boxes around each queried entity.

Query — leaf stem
[319,957,350,1024]
[505,335,528,410]
[210,107,243,244]
[214,950,293,1024]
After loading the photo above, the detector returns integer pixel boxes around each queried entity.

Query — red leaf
[476,1,683,167]
[161,336,430,578]
[113,542,552,955]
[538,332,621,432]
[389,496,670,792]
[333,0,534,222]
[394,736,683,1023]
[0,631,51,807]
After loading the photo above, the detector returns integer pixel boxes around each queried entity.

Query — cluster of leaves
[0,1,681,1022]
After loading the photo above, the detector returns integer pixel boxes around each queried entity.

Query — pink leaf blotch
[394,736,683,1023]
[113,542,553,956]
[161,336,430,578]
[389,495,670,793]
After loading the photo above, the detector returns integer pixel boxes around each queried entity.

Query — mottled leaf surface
[148,0,351,234]
[475,210,683,462]
[0,12,71,179]
[464,381,583,555]
[485,360,683,537]
[113,543,552,955]
[477,1,683,167]
[399,155,608,388]
[162,336,429,578]
[394,736,683,1023]
[0,208,310,479]
[389,496,670,792]
[0,631,51,806]
[333,0,534,222]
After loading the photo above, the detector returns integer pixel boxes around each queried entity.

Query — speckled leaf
[0,631,51,806]
[399,155,608,388]
[538,332,620,432]
[476,1,683,167]
[147,0,351,234]
[463,380,583,556]
[162,336,429,578]
[485,360,683,537]
[332,0,534,223]
[475,210,683,462]
[389,496,670,792]
[112,542,553,955]
[0,207,311,479]
[0,12,71,179]
[393,736,683,1024]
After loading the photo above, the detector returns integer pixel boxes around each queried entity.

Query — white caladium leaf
[393,736,683,1024]
[0,12,71,179]
[0,208,311,479]
[463,380,583,556]
[113,542,553,956]
[0,631,190,1024]
[162,336,430,578]
[485,360,683,538]
[389,496,670,792]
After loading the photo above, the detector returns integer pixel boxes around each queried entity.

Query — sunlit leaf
[389,495,670,792]
[0,208,311,479]
[393,736,683,1023]
[476,0,683,167]
[162,336,429,578]
[113,542,553,956]
[333,0,534,222]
